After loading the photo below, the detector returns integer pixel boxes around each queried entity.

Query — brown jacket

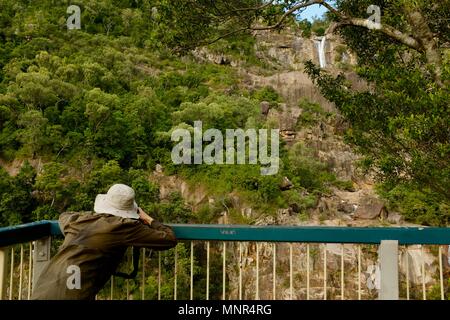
[31,211,177,300]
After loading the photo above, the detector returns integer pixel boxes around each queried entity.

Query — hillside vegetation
[0,0,348,227]
[0,0,448,228]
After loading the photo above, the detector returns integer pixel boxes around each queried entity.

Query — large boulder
[354,195,388,220]
[260,101,270,116]
[337,200,355,214]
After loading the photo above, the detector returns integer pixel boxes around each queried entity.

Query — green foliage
[296,98,329,127]
[377,183,450,226]
[151,192,193,223]
[3,0,447,302]
[333,179,355,192]
[251,86,282,106]
[177,164,284,214]
[208,34,263,67]
[2,0,444,228]
[304,0,450,225]
[0,162,36,226]
[284,189,317,214]
[285,142,334,193]
[0,0,409,303]
[172,94,260,131]
[311,18,328,36]
[153,0,268,53]
[298,19,312,38]
[427,279,450,300]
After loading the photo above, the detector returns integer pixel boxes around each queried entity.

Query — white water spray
[315,36,327,68]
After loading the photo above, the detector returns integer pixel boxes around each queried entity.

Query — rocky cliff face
[153,164,442,300]
[253,28,358,71]
[162,29,447,299]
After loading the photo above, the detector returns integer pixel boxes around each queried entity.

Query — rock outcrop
[159,28,442,300]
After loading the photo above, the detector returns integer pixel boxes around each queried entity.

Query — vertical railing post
[379,240,399,300]
[0,247,9,300]
[32,236,51,291]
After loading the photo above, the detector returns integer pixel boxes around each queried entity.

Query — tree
[301,1,449,216]
[161,0,448,87]
[16,110,48,158]
[163,0,449,223]
[83,88,132,161]
[0,162,36,226]
[172,94,260,131]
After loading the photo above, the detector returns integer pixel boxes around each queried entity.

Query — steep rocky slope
[151,29,446,299]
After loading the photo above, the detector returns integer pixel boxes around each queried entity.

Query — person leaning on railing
[31,184,177,300]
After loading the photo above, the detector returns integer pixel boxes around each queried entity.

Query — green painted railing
[0,220,449,300]
[0,220,449,247]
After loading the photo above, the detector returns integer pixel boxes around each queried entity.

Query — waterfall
[315,36,327,68]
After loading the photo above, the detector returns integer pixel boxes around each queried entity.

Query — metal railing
[0,220,449,300]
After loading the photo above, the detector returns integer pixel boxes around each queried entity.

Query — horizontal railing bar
[0,221,53,247]
[169,224,450,244]
[1,220,449,246]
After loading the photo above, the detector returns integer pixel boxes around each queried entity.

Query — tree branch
[403,7,444,87]
[203,26,251,46]
[205,1,333,44]
[325,10,445,87]
[326,18,422,51]
[199,0,444,87]
[251,0,325,31]
[227,0,275,13]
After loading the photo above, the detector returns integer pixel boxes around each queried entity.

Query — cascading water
[314,36,327,68]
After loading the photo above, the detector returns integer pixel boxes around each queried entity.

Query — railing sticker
[220,229,236,235]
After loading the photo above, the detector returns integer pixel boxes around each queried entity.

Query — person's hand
[138,207,154,225]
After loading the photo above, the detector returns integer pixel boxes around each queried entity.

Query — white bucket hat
[94,184,139,219]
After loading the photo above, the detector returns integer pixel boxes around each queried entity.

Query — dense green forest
[0,0,448,228]
[0,0,448,301]
[0,0,351,228]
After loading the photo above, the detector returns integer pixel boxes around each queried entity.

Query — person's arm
[122,208,177,250]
